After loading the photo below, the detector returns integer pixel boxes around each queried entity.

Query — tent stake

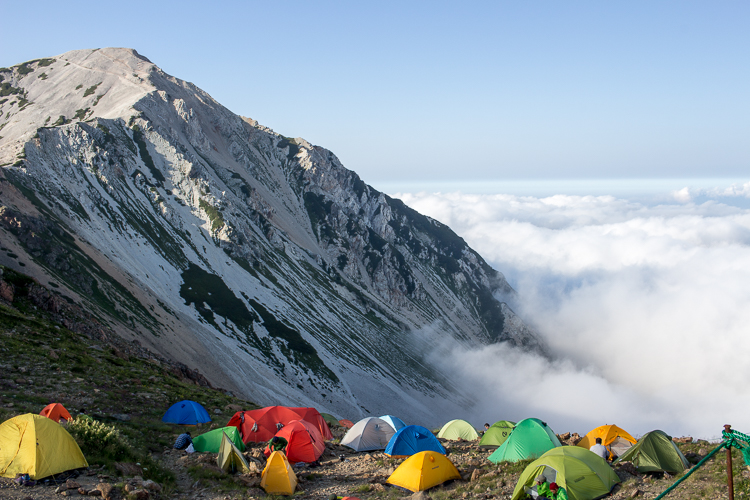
[725,425,734,500]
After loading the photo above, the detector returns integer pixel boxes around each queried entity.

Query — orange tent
[228,406,332,444]
[40,403,72,423]
[264,420,325,463]
[578,424,637,460]
[339,419,354,429]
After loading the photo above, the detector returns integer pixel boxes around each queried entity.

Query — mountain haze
[0,48,542,424]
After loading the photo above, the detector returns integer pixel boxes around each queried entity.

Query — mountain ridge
[0,47,543,425]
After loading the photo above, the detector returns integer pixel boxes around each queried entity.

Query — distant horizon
[376,176,750,206]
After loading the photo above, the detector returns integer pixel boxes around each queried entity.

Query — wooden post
[725,424,734,500]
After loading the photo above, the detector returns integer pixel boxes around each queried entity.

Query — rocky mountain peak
[0,48,543,424]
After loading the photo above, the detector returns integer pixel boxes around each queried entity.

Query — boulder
[96,482,113,500]
[143,480,162,492]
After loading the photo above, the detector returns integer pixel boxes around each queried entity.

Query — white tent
[340,417,396,451]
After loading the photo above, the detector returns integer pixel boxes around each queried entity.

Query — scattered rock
[0,280,14,302]
[470,469,483,481]
[213,408,222,415]
[65,479,80,489]
[225,404,242,413]
[408,491,430,500]
[673,436,693,444]
[130,489,150,499]
[115,462,143,476]
[88,490,102,497]
[96,482,113,499]
[111,413,130,422]
[616,461,640,477]
[143,479,162,492]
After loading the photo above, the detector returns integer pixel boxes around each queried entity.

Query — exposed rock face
[0,48,544,423]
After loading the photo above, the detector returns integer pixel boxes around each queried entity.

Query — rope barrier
[652,441,726,500]
[653,425,750,500]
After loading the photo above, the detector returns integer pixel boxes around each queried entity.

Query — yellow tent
[0,413,88,479]
[261,450,298,495]
[217,432,250,473]
[387,450,461,492]
[577,424,637,460]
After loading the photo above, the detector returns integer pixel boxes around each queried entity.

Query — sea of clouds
[395,181,750,439]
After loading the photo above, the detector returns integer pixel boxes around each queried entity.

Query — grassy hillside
[0,265,258,488]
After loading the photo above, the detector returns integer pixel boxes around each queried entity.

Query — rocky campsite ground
[2,265,750,500]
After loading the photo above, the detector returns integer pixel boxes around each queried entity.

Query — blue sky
[2,1,748,188]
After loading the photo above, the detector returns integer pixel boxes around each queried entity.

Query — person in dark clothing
[173,432,192,450]
[268,435,288,453]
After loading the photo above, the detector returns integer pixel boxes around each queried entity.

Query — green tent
[193,426,245,453]
[614,430,689,474]
[321,413,340,428]
[217,432,250,473]
[437,419,479,441]
[487,418,560,463]
[511,446,620,500]
[479,420,516,448]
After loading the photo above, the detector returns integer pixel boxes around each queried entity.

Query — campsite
[2,270,750,500]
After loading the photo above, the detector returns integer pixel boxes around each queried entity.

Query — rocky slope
[0,48,543,424]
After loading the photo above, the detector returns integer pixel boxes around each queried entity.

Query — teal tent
[488,418,560,463]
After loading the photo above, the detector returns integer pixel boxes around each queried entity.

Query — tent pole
[725,425,734,500]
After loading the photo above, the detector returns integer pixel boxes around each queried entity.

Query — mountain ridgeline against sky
[0,48,542,423]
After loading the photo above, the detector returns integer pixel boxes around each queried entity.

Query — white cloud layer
[397,190,750,439]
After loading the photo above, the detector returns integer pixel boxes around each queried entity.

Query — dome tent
[437,419,479,441]
[227,406,332,444]
[264,420,325,463]
[387,451,461,492]
[578,424,636,460]
[479,420,516,448]
[511,446,620,500]
[614,430,690,474]
[321,413,340,427]
[341,417,396,451]
[193,426,245,453]
[0,414,88,479]
[385,425,446,458]
[217,432,251,473]
[261,450,298,495]
[40,403,73,423]
[162,400,211,425]
[379,415,407,432]
[488,418,561,463]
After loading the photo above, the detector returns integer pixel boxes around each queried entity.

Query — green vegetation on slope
[0,266,256,487]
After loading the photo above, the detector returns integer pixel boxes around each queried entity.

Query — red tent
[227,406,332,444]
[286,407,333,440]
[264,420,325,463]
[40,403,72,423]
[339,419,354,429]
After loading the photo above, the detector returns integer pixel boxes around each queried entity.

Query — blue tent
[162,400,211,425]
[385,425,446,457]
[379,415,407,432]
